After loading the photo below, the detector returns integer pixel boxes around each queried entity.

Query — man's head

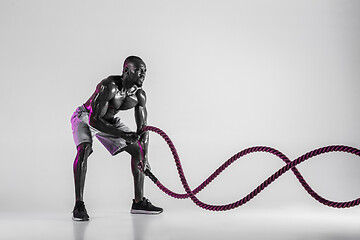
[122,56,147,87]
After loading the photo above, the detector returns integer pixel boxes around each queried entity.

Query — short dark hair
[123,56,144,72]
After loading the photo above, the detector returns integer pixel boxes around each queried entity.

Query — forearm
[89,117,129,138]
[135,103,148,155]
[139,131,149,159]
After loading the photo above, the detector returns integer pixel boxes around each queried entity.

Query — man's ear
[123,67,129,73]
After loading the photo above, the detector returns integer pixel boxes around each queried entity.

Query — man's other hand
[123,132,140,144]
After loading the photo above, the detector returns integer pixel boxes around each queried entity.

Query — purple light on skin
[73,158,78,173]
[138,140,144,158]
[137,140,144,171]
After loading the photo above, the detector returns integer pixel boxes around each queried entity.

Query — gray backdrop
[0,0,359,216]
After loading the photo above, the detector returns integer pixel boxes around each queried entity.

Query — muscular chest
[109,90,138,111]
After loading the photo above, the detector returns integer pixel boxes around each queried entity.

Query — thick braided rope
[143,126,360,211]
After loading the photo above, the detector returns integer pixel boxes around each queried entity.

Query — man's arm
[89,81,137,142]
[135,89,149,170]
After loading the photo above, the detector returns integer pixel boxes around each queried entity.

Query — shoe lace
[144,198,152,207]
[75,202,86,212]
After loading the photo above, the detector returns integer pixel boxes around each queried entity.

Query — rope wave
[142,126,360,211]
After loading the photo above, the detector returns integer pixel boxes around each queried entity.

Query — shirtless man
[70,56,163,221]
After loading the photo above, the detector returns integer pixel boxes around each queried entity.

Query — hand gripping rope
[140,126,360,211]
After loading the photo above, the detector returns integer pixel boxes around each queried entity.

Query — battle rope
[141,126,360,211]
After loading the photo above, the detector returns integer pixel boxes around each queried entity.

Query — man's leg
[73,142,92,221]
[124,142,163,214]
[124,143,144,203]
[74,142,92,201]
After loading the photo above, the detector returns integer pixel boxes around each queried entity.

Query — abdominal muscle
[102,94,139,123]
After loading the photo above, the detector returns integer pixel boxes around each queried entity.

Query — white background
[0,0,359,218]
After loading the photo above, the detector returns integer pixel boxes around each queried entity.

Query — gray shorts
[71,105,131,155]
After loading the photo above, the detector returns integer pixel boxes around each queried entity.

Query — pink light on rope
[142,125,360,211]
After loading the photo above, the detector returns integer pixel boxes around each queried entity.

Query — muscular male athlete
[70,56,163,221]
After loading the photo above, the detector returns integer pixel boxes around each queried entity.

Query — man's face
[127,61,147,87]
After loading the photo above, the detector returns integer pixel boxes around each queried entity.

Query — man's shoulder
[100,75,121,86]
[136,88,146,106]
[106,75,122,82]
[95,76,120,98]
[136,87,146,94]
[98,76,121,90]
[136,87,146,98]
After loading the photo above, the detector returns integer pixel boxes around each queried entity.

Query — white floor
[1,208,359,240]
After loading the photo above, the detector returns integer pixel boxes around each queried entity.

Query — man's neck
[120,75,135,90]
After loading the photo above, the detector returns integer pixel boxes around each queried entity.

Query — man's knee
[125,143,142,160]
[77,142,93,160]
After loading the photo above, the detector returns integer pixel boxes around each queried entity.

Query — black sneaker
[72,201,90,221]
[130,197,163,214]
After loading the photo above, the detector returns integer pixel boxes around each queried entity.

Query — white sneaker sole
[130,209,163,214]
[72,216,89,221]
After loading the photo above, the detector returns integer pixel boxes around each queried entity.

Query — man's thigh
[71,107,93,146]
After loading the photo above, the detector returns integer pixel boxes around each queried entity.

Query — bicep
[136,89,147,118]
[135,89,147,121]
[135,104,147,124]
[136,89,146,107]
